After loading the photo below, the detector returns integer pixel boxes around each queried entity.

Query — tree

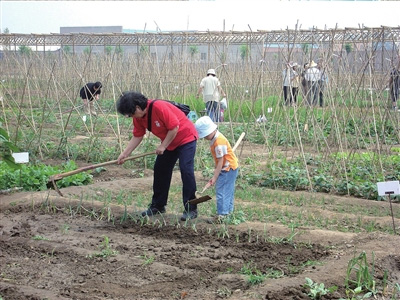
[345,43,352,55]
[3,28,10,51]
[18,45,32,56]
[105,46,113,55]
[83,47,91,55]
[115,45,123,55]
[139,45,149,56]
[302,43,310,55]
[189,45,199,58]
[240,44,250,61]
[62,45,71,54]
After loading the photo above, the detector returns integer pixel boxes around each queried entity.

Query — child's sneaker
[206,215,227,224]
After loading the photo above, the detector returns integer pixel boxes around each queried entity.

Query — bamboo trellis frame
[1,26,400,198]
[1,26,400,47]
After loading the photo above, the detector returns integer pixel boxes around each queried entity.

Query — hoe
[47,151,156,196]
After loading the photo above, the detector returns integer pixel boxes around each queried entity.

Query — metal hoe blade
[187,195,212,205]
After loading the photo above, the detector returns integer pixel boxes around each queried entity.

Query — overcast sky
[1,0,400,34]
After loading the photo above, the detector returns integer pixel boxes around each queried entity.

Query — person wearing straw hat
[197,69,226,122]
[116,91,199,221]
[195,116,239,223]
[80,81,102,116]
[388,60,400,111]
[305,61,321,106]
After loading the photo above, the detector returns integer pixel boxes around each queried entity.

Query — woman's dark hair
[116,91,148,116]
[94,81,102,89]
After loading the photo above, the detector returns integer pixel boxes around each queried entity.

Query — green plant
[216,287,232,298]
[0,124,20,169]
[189,45,199,57]
[87,235,118,259]
[240,262,266,285]
[239,44,250,61]
[60,224,70,234]
[140,253,155,265]
[304,277,337,299]
[392,283,400,299]
[18,45,32,55]
[225,210,246,225]
[32,235,50,241]
[344,251,376,298]
[62,45,71,54]
[0,160,92,191]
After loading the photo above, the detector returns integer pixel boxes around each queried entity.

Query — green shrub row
[245,152,400,200]
[0,160,92,191]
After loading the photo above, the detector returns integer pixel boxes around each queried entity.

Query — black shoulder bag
[147,100,191,132]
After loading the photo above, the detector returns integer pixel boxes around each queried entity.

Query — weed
[60,224,70,234]
[225,210,246,225]
[32,235,50,241]
[140,253,155,265]
[304,277,338,299]
[392,283,400,300]
[41,248,56,261]
[86,235,118,259]
[264,268,284,279]
[216,286,232,298]
[240,262,266,285]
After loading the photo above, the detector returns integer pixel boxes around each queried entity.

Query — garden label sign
[376,180,399,235]
[376,180,400,196]
[12,152,29,164]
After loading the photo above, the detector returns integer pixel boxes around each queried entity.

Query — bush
[0,160,92,191]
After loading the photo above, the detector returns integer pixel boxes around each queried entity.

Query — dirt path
[1,166,400,300]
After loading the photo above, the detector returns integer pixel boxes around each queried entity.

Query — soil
[1,156,400,300]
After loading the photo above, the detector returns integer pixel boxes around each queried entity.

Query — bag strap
[147,100,157,132]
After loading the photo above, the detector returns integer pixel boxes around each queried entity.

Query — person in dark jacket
[80,81,102,116]
[389,61,400,111]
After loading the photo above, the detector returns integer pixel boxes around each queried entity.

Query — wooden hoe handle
[232,132,246,152]
[49,151,156,182]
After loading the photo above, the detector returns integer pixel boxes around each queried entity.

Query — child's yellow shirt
[210,131,239,171]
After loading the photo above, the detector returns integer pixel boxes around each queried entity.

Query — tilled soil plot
[1,171,400,300]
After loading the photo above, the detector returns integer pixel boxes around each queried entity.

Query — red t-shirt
[132,100,198,150]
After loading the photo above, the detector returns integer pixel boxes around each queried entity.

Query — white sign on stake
[12,152,29,164]
[377,181,400,196]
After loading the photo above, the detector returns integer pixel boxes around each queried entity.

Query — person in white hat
[197,69,226,122]
[195,116,239,223]
[305,60,321,106]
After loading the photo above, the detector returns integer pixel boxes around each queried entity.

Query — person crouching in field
[80,81,102,116]
[195,116,239,223]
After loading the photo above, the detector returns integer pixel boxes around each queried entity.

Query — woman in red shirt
[116,92,199,221]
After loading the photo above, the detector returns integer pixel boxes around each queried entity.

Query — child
[195,116,239,222]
